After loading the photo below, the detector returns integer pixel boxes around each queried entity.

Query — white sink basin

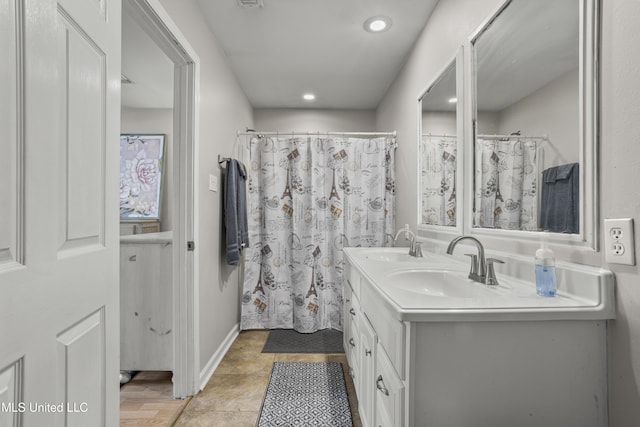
[342,247,615,322]
[385,269,495,298]
[362,250,415,262]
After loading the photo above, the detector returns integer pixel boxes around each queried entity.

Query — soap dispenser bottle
[535,233,557,297]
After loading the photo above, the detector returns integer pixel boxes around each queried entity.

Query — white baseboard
[198,323,240,391]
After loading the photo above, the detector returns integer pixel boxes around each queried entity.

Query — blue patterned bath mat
[257,362,353,426]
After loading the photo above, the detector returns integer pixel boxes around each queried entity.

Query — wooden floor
[119,330,360,426]
[119,371,189,426]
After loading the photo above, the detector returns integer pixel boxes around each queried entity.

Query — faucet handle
[485,258,505,286]
[412,242,423,258]
[464,253,478,280]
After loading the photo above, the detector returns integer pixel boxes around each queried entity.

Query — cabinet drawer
[374,342,405,427]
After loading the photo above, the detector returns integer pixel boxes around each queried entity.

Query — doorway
[121,0,199,398]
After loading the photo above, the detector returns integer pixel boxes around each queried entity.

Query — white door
[0,0,121,425]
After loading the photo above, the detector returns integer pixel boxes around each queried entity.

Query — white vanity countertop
[343,247,615,322]
[120,231,173,244]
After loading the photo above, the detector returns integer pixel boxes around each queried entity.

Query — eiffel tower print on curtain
[329,168,340,200]
[306,265,318,298]
[254,263,265,295]
[281,167,292,199]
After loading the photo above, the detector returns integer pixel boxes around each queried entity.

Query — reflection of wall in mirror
[478,67,579,171]
[422,111,456,136]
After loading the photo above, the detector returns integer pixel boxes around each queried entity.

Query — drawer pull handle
[376,375,389,396]
[365,349,371,356]
[129,255,137,261]
[349,338,356,347]
[349,308,356,316]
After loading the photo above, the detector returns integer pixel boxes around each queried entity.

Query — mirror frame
[417,48,465,236]
[464,0,600,251]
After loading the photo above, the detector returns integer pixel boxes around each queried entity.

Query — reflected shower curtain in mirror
[474,137,539,230]
[241,135,396,332]
[421,136,457,226]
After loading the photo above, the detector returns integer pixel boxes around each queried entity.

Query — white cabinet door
[374,342,405,427]
[358,315,377,427]
[0,0,121,425]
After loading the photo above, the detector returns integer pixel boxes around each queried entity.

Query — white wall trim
[199,323,240,391]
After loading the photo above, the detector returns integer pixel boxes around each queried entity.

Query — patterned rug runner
[258,362,353,426]
[261,328,344,353]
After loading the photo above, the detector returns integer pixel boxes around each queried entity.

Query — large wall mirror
[418,51,463,230]
[471,0,598,245]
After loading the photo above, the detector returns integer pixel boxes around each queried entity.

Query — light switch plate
[209,174,218,192]
[604,218,635,265]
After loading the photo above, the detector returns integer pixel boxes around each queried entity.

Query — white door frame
[123,0,200,398]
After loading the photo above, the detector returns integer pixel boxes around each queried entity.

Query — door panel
[0,0,121,425]
[57,7,106,252]
[56,309,105,427]
[0,0,21,268]
[0,359,23,426]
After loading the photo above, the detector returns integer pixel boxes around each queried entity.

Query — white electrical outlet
[604,218,635,265]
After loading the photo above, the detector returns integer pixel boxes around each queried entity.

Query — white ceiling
[121,0,578,113]
[196,0,439,109]
[121,0,439,110]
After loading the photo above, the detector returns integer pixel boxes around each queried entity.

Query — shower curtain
[420,136,457,226]
[474,137,539,231]
[240,135,396,332]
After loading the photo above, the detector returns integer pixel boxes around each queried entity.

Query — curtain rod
[422,133,456,138]
[477,133,548,141]
[236,130,396,137]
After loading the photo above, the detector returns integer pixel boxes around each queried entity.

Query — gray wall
[158,0,254,377]
[254,109,376,132]
[495,68,579,169]
[602,1,640,424]
[379,0,640,424]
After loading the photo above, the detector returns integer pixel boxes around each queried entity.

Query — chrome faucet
[446,236,487,283]
[394,224,423,257]
[446,236,505,285]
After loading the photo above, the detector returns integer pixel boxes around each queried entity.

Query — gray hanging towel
[224,159,249,265]
[540,162,579,233]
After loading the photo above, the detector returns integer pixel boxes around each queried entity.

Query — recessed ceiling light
[448,97,458,104]
[303,93,316,101]
[364,16,391,33]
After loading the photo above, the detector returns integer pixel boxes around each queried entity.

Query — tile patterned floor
[173,330,362,427]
